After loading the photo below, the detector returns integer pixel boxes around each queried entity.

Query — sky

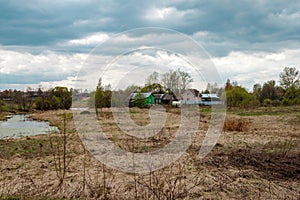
[0,0,300,91]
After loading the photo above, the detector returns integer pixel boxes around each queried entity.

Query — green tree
[141,83,165,94]
[225,79,233,91]
[44,99,52,110]
[52,87,72,109]
[284,85,300,102]
[132,93,146,108]
[279,66,300,90]
[51,96,60,110]
[252,83,262,102]
[225,86,253,108]
[95,87,105,110]
[35,97,44,110]
[35,97,51,110]
[94,78,112,111]
[261,80,278,101]
[103,90,112,108]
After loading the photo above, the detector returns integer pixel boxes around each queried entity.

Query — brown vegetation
[223,116,251,132]
[0,107,299,199]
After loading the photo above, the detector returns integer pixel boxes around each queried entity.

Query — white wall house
[178,89,222,106]
[181,89,201,104]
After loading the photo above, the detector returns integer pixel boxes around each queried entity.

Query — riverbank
[0,111,14,120]
[0,109,32,121]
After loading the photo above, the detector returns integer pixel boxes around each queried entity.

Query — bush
[35,97,43,110]
[263,98,272,107]
[241,97,260,108]
[51,96,60,110]
[292,97,300,105]
[44,99,51,110]
[282,98,291,106]
[271,99,281,107]
[226,86,252,107]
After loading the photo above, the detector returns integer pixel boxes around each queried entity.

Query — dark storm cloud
[0,0,299,53]
[0,1,156,46]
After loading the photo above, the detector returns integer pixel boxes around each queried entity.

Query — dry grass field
[0,106,299,199]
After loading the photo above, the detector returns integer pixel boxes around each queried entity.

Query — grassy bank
[228,105,300,116]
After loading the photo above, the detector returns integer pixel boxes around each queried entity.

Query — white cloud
[212,49,300,90]
[38,48,300,92]
[0,49,85,76]
[66,32,110,46]
[192,31,211,38]
[144,7,196,21]
[2,48,300,92]
[0,49,88,90]
[38,76,78,89]
[74,49,201,91]
[1,31,300,93]
[73,17,112,26]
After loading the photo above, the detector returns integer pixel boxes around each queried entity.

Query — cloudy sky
[0,0,299,91]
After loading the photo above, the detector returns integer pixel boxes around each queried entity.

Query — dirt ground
[0,107,299,199]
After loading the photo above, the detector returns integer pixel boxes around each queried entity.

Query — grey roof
[162,94,176,100]
[201,94,219,98]
[154,94,164,99]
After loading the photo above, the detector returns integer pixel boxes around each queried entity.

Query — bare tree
[146,71,160,85]
[161,69,193,97]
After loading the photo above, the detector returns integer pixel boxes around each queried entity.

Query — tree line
[91,69,192,109]
[90,66,300,109]
[0,67,299,111]
[35,87,72,110]
[223,67,300,108]
[0,86,72,111]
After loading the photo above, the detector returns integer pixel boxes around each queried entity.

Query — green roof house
[129,92,154,107]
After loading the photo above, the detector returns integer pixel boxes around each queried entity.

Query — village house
[181,89,201,104]
[200,93,222,105]
[154,93,177,105]
[128,89,222,107]
[179,89,222,106]
[128,92,155,107]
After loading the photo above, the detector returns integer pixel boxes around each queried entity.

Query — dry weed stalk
[49,113,73,187]
[84,163,118,199]
[136,162,204,200]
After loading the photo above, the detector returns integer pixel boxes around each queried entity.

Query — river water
[0,114,59,139]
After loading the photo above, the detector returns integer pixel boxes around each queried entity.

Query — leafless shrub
[84,164,118,199]
[49,113,73,187]
[135,162,204,200]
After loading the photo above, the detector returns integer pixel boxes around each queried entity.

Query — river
[0,114,59,139]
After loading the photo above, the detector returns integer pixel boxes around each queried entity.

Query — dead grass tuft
[223,116,251,132]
